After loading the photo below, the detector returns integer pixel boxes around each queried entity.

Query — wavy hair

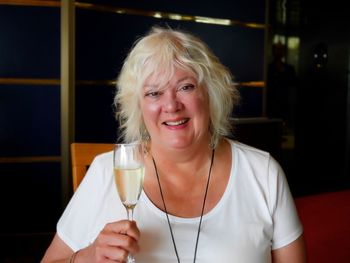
[114,26,240,148]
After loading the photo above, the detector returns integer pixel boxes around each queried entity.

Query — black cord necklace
[151,149,215,263]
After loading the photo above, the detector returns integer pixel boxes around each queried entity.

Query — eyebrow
[143,84,159,89]
[143,75,196,89]
[177,76,196,83]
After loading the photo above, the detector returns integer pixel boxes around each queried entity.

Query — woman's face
[140,67,210,151]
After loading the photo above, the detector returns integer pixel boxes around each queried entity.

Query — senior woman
[42,26,306,263]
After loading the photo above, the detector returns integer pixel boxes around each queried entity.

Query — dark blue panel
[0,162,61,233]
[75,84,119,143]
[176,23,265,82]
[0,85,60,156]
[76,10,265,82]
[80,0,266,23]
[0,5,60,78]
[76,10,156,80]
[233,86,263,117]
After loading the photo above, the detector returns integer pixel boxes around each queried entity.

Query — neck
[150,143,213,181]
[150,137,213,162]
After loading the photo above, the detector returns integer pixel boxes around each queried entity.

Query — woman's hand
[41,220,140,263]
[81,220,141,263]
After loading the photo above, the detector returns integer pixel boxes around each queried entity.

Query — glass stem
[126,207,134,221]
[125,207,136,263]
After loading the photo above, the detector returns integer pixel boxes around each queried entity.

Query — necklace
[151,149,215,263]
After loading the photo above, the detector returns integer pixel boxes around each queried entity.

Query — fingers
[105,220,140,242]
[90,220,140,262]
[95,244,129,262]
[99,227,139,254]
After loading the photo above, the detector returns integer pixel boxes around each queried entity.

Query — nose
[163,89,181,113]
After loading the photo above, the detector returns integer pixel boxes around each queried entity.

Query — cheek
[194,87,209,105]
[194,96,211,126]
[192,93,209,114]
[141,101,161,125]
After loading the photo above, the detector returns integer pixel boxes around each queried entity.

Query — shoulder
[87,150,114,174]
[78,150,114,190]
[228,139,272,164]
[227,138,283,181]
[93,150,113,165]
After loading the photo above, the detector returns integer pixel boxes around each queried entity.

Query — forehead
[143,67,197,87]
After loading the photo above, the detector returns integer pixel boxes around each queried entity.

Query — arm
[272,235,307,263]
[41,220,140,263]
[41,233,73,263]
[267,156,307,263]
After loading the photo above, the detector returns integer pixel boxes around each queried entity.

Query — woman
[42,26,306,262]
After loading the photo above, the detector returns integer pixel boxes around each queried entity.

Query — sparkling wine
[114,167,145,209]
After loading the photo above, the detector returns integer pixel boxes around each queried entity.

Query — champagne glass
[113,142,145,263]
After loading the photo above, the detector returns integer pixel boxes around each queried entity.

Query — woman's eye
[179,84,195,91]
[145,91,160,97]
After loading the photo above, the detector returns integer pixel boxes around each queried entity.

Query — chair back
[71,143,114,192]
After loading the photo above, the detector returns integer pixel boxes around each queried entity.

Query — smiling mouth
[163,118,189,126]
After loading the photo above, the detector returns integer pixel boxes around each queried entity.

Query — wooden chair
[71,143,114,192]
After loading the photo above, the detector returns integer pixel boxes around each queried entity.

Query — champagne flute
[113,142,145,263]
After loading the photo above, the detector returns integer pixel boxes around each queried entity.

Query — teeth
[165,119,187,126]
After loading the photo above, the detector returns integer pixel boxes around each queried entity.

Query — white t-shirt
[57,140,303,262]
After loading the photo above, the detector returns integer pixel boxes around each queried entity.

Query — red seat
[295,190,350,263]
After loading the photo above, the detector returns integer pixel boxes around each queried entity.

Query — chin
[161,139,191,150]
[170,140,204,151]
